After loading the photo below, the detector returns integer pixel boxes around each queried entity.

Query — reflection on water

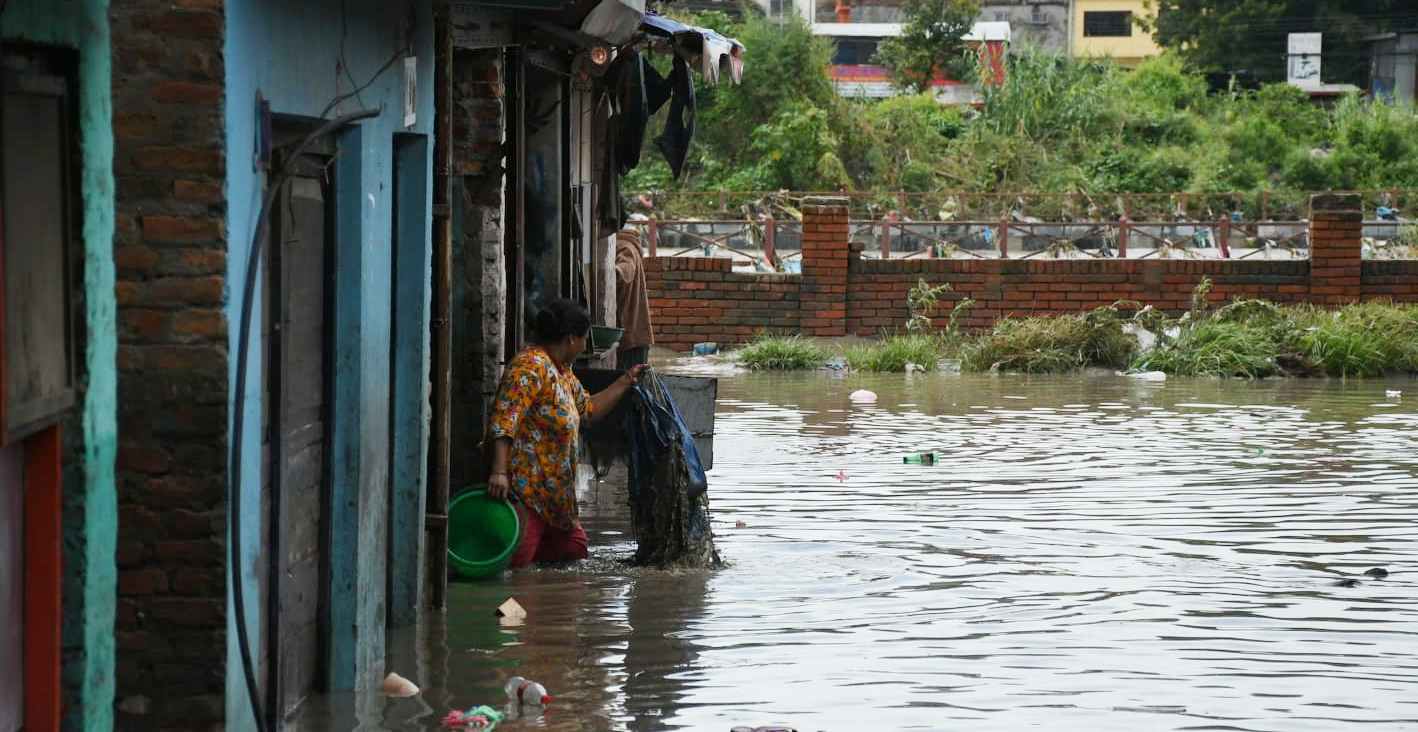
[298,368,1418,732]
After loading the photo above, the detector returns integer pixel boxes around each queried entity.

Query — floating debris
[380,672,420,698]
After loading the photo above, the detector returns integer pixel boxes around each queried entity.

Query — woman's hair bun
[531,297,591,343]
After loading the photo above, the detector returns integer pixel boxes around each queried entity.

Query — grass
[1285,301,1418,377]
[1140,319,1285,378]
[844,333,947,372]
[729,300,1418,379]
[734,333,829,370]
[963,307,1136,374]
[1133,299,1418,378]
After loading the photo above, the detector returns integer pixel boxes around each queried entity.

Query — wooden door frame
[263,123,337,727]
[0,43,78,732]
[22,425,62,732]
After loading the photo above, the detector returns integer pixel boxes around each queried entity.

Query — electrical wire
[229,107,380,732]
[320,48,408,120]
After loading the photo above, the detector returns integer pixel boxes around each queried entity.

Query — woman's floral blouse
[488,346,593,530]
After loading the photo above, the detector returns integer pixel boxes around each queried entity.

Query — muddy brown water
[296,366,1418,732]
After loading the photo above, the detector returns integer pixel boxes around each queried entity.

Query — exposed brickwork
[449,49,505,490]
[110,0,229,728]
[1309,194,1364,305]
[646,193,1418,350]
[799,196,849,337]
[646,257,800,349]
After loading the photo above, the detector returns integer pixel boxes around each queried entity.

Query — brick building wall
[645,193,1418,350]
[110,0,229,728]
[449,49,505,491]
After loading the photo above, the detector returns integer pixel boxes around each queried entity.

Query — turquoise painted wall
[1,2,117,731]
[223,0,435,726]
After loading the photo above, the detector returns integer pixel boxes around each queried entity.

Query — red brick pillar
[800,196,849,336]
[1309,193,1363,305]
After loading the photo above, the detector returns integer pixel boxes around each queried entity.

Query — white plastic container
[504,676,551,706]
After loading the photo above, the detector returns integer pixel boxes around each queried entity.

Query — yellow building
[1069,0,1162,67]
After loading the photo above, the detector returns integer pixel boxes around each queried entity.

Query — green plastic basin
[447,486,521,579]
[591,325,623,351]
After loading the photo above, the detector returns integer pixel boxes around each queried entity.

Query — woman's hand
[623,363,651,385]
[487,471,511,500]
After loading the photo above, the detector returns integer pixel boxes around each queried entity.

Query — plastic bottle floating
[849,389,877,403]
[504,676,551,707]
[442,705,504,730]
[903,452,940,465]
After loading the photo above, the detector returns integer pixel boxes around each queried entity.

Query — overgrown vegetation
[734,333,829,370]
[963,307,1138,373]
[627,9,1418,201]
[846,279,974,372]
[1141,292,1418,378]
[844,334,943,372]
[833,277,1418,377]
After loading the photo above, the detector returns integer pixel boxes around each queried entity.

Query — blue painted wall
[1,2,118,730]
[223,0,435,726]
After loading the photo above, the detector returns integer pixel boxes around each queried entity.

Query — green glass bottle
[902,452,939,465]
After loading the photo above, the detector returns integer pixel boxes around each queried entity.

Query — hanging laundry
[654,55,696,180]
[613,50,649,175]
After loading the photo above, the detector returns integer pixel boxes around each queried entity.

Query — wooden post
[1117,219,1129,258]
[763,214,775,267]
[998,217,1009,258]
[23,425,62,732]
[880,212,895,258]
[647,215,658,257]
[426,10,452,609]
[1217,218,1231,259]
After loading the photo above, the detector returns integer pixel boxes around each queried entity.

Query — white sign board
[1288,33,1322,87]
[403,57,417,128]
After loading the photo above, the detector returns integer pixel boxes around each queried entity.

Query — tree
[875,0,981,93]
[1147,0,1408,85]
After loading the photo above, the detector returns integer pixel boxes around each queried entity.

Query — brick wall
[645,193,1418,350]
[110,0,229,728]
[449,49,505,491]
[646,257,801,347]
[799,196,849,337]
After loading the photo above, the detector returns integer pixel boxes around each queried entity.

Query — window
[832,39,880,66]
[995,11,1010,22]
[1083,11,1133,37]
[1,46,78,443]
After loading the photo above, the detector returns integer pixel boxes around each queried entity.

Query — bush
[735,334,829,371]
[844,334,946,372]
[1134,298,1418,378]
[964,307,1135,373]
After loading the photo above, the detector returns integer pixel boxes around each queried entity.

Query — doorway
[261,125,335,725]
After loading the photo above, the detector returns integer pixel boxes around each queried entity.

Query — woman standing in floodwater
[485,297,649,568]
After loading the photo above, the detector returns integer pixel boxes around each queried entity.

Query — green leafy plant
[905,278,953,332]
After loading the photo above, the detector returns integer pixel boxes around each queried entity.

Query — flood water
[301,366,1418,732]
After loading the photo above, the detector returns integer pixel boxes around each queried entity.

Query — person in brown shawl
[614,226,653,370]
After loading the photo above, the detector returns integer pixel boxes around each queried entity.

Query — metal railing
[630,188,1418,224]
[635,214,1412,266]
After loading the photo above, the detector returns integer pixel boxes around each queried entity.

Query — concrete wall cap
[1310,193,1362,214]
[803,195,851,207]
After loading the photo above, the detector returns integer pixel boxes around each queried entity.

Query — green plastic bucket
[447,486,521,579]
